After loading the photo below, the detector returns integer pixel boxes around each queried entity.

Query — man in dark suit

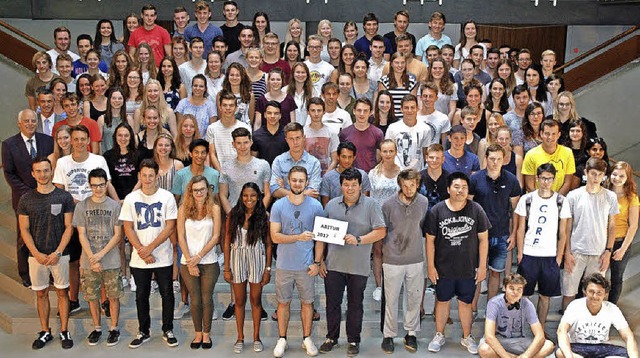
[35,88,65,136]
[2,109,54,286]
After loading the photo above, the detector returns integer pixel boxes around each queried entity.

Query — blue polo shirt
[443,150,480,177]
[469,169,521,237]
[183,23,223,56]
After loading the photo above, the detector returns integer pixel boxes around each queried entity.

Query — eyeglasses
[537,176,555,182]
[192,187,208,194]
[530,111,544,117]
[90,183,107,189]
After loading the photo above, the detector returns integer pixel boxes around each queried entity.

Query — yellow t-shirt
[522,144,576,192]
[614,193,639,239]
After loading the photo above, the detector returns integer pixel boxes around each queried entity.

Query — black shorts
[435,277,476,304]
[517,255,561,297]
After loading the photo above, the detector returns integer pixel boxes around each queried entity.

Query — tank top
[164,89,181,110]
[157,160,177,191]
[473,109,487,139]
[180,217,217,265]
[502,151,517,177]
[89,101,107,121]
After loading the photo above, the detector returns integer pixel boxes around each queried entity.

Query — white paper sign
[313,216,348,246]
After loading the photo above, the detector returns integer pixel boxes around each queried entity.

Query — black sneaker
[60,331,74,349]
[222,303,235,321]
[32,330,52,349]
[87,330,102,346]
[69,300,81,314]
[106,330,120,346]
[129,332,150,349]
[381,337,394,354]
[163,330,179,347]
[102,301,111,318]
[404,334,417,353]
[347,342,360,357]
[261,307,268,321]
[312,309,321,322]
[319,338,338,353]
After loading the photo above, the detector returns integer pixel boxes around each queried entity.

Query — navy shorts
[435,277,476,304]
[488,235,509,272]
[558,343,629,358]
[517,255,561,297]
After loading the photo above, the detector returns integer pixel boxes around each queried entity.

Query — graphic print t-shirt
[426,200,490,279]
[561,298,629,344]
[119,188,178,268]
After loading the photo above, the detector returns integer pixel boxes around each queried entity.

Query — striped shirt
[379,73,417,120]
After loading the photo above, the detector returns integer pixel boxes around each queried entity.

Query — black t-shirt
[383,31,417,55]
[221,23,244,54]
[251,126,289,166]
[103,149,143,200]
[419,169,450,212]
[426,200,490,279]
[17,187,75,255]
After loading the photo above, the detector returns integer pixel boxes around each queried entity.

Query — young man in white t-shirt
[417,82,450,144]
[205,91,251,171]
[119,159,179,349]
[559,157,618,312]
[515,163,567,329]
[320,82,353,134]
[179,37,207,96]
[556,273,638,358]
[304,97,338,176]
[385,94,432,171]
[305,35,335,94]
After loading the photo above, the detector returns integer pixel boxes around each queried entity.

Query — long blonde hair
[485,112,505,146]
[140,79,171,127]
[372,139,398,175]
[181,176,219,220]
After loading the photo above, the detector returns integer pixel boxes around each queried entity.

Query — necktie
[44,119,51,136]
[28,139,36,159]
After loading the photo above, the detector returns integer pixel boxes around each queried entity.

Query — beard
[291,187,305,195]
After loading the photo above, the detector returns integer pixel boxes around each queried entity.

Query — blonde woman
[47,125,72,171]
[178,176,222,350]
[174,114,201,167]
[479,113,505,169]
[281,18,306,59]
[134,79,178,136]
[317,19,333,62]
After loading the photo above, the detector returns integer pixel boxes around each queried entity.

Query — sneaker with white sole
[173,302,189,319]
[372,287,382,302]
[129,332,150,349]
[273,337,288,358]
[460,335,478,354]
[163,330,178,347]
[129,277,137,292]
[212,308,219,320]
[302,337,318,356]
[428,332,446,352]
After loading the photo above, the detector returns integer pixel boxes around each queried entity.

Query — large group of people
[3,1,638,357]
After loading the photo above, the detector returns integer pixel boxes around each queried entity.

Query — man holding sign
[270,166,324,358]
[315,168,386,356]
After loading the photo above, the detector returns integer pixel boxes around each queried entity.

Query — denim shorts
[488,235,509,272]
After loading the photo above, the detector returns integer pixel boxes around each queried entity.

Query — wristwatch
[55,251,62,258]
[605,247,613,252]
[356,236,362,246]
[314,261,321,266]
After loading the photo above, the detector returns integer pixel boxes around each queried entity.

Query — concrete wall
[1,0,638,25]
[574,61,640,170]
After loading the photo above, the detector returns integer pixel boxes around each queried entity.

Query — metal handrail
[0,19,49,51]
[555,25,639,73]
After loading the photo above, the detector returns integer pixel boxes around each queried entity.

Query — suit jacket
[2,132,54,210]
[36,112,64,135]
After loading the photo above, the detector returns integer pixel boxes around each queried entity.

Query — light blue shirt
[183,23,223,56]
[415,33,453,65]
[270,151,321,194]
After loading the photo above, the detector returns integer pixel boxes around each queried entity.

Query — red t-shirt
[52,117,102,151]
[260,59,292,84]
[128,25,171,67]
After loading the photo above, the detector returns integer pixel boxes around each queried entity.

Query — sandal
[234,340,244,354]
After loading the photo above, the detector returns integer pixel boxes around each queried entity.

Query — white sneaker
[212,308,219,320]
[172,280,180,294]
[428,332,446,352]
[273,338,288,358]
[461,335,478,354]
[150,280,158,294]
[302,337,318,356]
[129,276,137,292]
[173,302,189,319]
[121,275,129,288]
[372,286,382,302]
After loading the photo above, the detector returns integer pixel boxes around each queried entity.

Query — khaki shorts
[81,268,123,302]
[562,252,604,297]
[29,255,70,291]
[275,268,315,304]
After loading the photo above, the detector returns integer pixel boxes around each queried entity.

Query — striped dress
[230,227,266,284]
[379,73,417,121]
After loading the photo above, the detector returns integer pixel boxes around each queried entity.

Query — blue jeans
[488,235,509,272]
